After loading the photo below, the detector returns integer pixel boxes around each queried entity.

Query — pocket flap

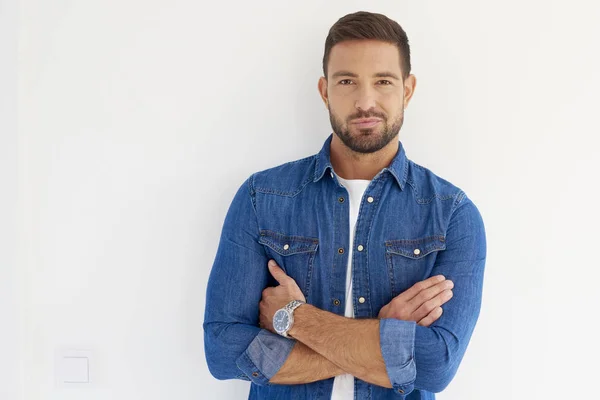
[259,230,319,255]
[385,235,446,259]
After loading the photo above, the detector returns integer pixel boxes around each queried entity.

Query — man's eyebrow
[331,71,359,79]
[330,71,401,80]
[373,71,401,80]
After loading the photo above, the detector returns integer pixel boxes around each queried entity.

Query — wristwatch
[273,300,306,338]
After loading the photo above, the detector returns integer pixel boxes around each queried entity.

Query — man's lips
[351,118,382,129]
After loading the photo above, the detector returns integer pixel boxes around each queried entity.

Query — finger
[413,289,453,322]
[259,311,268,327]
[268,260,290,284]
[398,275,446,303]
[417,306,443,327]
[408,279,453,310]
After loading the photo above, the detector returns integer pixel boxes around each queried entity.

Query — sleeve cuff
[235,329,296,386]
[380,318,417,396]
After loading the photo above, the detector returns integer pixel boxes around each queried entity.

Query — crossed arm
[269,340,345,384]
[203,178,487,394]
[265,265,454,387]
[272,305,390,386]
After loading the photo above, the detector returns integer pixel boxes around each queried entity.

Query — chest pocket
[384,235,446,297]
[258,230,319,301]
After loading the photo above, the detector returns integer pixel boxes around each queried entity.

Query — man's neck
[329,134,398,180]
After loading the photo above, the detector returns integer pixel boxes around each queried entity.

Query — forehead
[328,40,402,76]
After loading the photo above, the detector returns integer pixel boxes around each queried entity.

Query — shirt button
[357,245,364,252]
[283,244,290,250]
[397,389,404,394]
[358,297,365,304]
[330,171,334,178]
[333,299,341,306]
[367,196,374,203]
[338,248,344,254]
[413,248,421,255]
[338,196,345,203]
[252,372,259,377]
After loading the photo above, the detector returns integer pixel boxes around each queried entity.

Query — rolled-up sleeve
[235,330,296,385]
[203,174,295,385]
[379,318,417,396]
[378,193,487,397]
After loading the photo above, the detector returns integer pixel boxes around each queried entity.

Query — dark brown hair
[322,11,411,80]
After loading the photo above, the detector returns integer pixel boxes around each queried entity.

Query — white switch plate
[55,348,93,388]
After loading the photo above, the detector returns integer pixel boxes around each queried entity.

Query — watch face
[273,309,290,333]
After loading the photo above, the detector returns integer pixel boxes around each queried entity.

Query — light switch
[55,348,93,387]
[61,356,89,383]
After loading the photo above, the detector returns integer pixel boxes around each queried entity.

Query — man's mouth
[351,118,382,129]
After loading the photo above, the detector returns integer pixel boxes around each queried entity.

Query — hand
[259,259,306,334]
[378,275,454,327]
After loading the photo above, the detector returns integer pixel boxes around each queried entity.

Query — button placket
[331,183,349,316]
[351,178,385,319]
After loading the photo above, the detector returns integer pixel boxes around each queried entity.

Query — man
[204,10,486,400]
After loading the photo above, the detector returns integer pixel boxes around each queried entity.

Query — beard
[328,107,404,154]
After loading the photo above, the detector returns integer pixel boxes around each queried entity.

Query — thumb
[268,260,288,284]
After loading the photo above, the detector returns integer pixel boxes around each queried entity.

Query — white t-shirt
[330,175,371,400]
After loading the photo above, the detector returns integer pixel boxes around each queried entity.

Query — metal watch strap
[285,300,305,312]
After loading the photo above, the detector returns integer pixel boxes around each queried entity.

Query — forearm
[269,340,347,384]
[288,304,392,388]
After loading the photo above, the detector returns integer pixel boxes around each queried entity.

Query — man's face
[320,40,411,154]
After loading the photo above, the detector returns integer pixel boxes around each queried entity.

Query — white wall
[1,0,20,399]
[16,0,600,399]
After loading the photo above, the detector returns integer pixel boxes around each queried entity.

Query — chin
[353,128,384,136]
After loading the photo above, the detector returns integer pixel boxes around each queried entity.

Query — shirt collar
[313,133,408,190]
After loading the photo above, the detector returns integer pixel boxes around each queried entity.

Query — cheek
[379,91,402,106]
[328,93,353,112]
[379,98,404,120]
[329,106,349,124]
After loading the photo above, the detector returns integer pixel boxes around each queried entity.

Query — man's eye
[378,80,392,85]
[339,79,353,85]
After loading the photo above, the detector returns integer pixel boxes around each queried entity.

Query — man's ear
[403,74,417,108]
[318,76,329,108]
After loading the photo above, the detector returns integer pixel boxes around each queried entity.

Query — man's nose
[354,86,377,112]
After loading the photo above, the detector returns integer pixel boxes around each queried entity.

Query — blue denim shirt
[204,133,487,399]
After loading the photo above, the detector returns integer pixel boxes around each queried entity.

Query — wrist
[288,302,311,338]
